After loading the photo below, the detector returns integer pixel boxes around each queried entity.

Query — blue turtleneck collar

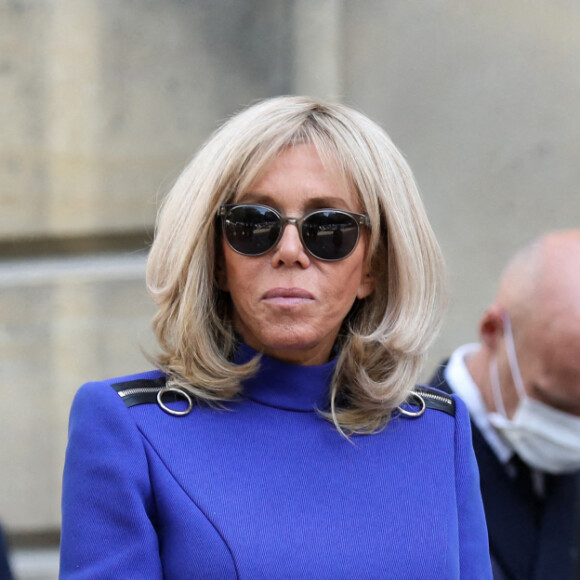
[234,343,337,412]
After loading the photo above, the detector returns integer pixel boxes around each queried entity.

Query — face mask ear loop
[502,312,527,400]
[489,356,508,418]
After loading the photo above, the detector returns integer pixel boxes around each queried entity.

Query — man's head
[470,229,580,420]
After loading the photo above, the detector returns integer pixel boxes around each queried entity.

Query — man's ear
[356,270,375,300]
[479,305,504,351]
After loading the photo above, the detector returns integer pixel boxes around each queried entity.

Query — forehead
[235,144,360,209]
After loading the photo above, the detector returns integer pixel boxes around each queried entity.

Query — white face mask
[488,313,580,474]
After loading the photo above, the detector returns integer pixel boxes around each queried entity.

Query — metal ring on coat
[396,392,426,418]
[157,385,194,416]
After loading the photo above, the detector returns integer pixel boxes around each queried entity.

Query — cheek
[222,251,263,304]
[324,261,367,310]
[220,241,247,292]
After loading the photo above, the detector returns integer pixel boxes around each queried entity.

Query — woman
[60,96,491,578]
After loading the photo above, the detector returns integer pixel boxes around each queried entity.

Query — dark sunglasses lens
[223,205,281,255]
[302,211,360,260]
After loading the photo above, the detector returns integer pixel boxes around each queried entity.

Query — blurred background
[1,1,580,577]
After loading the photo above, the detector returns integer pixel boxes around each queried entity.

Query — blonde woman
[60,96,491,579]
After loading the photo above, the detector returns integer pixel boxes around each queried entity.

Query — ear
[356,270,375,300]
[479,305,504,351]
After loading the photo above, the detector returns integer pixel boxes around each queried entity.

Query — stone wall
[0,0,293,534]
[1,0,580,534]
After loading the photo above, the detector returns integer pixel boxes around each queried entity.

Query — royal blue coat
[60,346,492,579]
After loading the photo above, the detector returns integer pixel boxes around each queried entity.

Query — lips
[262,287,314,304]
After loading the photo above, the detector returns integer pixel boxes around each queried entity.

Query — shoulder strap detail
[111,376,168,408]
[412,386,456,418]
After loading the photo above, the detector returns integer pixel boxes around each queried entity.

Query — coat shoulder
[409,385,456,418]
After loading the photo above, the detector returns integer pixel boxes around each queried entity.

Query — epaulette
[111,378,455,418]
[111,376,168,407]
[407,386,456,418]
[111,376,195,416]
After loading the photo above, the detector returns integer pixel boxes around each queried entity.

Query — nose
[271,220,311,268]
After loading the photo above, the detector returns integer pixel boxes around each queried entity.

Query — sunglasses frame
[218,203,370,262]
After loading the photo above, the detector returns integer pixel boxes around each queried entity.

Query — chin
[261,327,322,350]
[260,329,337,361]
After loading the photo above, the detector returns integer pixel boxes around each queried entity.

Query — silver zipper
[416,390,453,406]
[117,386,162,399]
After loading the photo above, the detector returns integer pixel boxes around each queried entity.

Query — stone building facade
[2,0,580,539]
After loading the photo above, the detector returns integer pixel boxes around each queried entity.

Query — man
[0,524,13,580]
[430,230,580,580]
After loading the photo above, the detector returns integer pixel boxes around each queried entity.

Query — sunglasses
[218,203,370,261]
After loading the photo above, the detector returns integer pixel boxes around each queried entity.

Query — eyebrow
[237,192,353,210]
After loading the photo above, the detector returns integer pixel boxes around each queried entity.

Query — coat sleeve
[453,395,493,578]
[60,381,163,579]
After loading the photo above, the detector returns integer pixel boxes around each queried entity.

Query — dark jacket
[0,525,13,580]
[430,361,580,580]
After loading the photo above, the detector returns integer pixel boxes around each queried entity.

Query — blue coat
[61,347,492,579]
[430,361,579,580]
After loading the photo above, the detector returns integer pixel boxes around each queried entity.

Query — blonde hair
[146,96,447,434]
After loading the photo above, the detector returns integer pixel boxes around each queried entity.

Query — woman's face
[218,143,374,366]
